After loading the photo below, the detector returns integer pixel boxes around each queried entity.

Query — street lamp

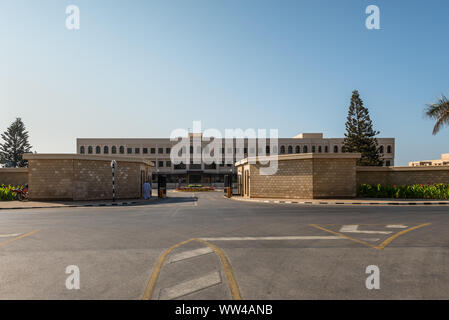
[111,160,117,202]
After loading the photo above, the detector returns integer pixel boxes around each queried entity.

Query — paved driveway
[0,191,448,299]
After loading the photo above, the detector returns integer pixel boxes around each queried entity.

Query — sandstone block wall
[236,154,361,199]
[357,167,449,186]
[26,155,151,201]
[249,159,314,199]
[313,158,357,198]
[0,168,29,186]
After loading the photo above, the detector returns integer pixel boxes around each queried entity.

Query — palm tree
[425,94,449,135]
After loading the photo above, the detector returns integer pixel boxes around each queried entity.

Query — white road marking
[192,193,198,206]
[168,247,214,264]
[0,233,21,238]
[386,224,408,228]
[200,236,343,241]
[159,271,221,300]
[339,225,393,234]
[360,238,380,242]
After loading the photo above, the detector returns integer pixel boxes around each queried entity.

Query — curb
[0,201,142,211]
[227,197,449,206]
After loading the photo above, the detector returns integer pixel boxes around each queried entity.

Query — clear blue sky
[1,0,448,165]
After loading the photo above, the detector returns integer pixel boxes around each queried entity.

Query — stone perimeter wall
[28,158,150,201]
[313,158,357,198]
[249,159,314,199]
[0,168,29,186]
[246,157,357,199]
[357,166,449,186]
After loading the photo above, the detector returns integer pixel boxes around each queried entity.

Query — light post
[111,160,117,202]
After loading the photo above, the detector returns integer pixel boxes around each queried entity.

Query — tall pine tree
[343,90,383,166]
[0,118,32,168]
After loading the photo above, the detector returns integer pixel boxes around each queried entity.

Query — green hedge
[359,183,449,200]
[0,185,18,201]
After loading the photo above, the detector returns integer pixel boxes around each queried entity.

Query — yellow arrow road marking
[310,223,430,250]
[142,238,242,300]
[0,230,40,248]
[376,223,431,249]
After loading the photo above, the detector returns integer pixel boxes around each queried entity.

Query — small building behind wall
[235,153,361,199]
[23,154,152,201]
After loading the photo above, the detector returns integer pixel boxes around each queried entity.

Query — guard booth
[224,175,232,198]
[158,175,167,198]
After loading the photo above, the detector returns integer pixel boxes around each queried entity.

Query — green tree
[425,94,449,135]
[343,90,383,166]
[0,118,32,168]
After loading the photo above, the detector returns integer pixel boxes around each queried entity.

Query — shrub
[359,183,449,200]
[176,185,214,192]
[0,184,18,201]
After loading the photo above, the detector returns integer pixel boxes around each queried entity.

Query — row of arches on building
[80,146,161,155]
[80,144,393,156]
[278,144,392,155]
[80,146,121,155]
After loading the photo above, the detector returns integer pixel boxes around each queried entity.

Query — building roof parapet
[23,154,154,166]
[235,153,362,166]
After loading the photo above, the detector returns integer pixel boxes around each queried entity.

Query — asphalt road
[0,191,448,300]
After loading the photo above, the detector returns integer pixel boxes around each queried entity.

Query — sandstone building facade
[409,153,449,167]
[77,133,395,186]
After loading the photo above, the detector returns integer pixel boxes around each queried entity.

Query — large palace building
[77,133,395,186]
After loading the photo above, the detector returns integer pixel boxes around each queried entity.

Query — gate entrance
[188,174,202,184]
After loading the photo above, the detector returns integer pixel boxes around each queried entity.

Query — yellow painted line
[196,238,242,300]
[141,238,194,300]
[0,230,40,248]
[309,224,379,249]
[142,238,242,300]
[310,223,431,250]
[376,223,431,250]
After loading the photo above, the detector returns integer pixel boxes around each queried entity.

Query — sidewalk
[230,196,449,206]
[0,197,158,210]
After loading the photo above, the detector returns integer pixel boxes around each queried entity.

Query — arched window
[387,145,392,154]
[88,146,93,154]
[80,146,85,154]
[312,146,316,153]
[104,146,109,154]
[334,146,339,153]
[288,146,293,154]
[379,146,384,154]
[341,146,346,153]
[119,146,124,154]
[112,146,117,154]
[303,145,308,153]
[96,146,101,154]
[325,146,329,153]
[318,146,322,153]
[266,146,270,154]
[280,146,286,154]
[295,146,300,153]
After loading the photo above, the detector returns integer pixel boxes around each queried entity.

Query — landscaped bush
[359,183,449,200]
[0,185,18,201]
[176,185,215,192]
